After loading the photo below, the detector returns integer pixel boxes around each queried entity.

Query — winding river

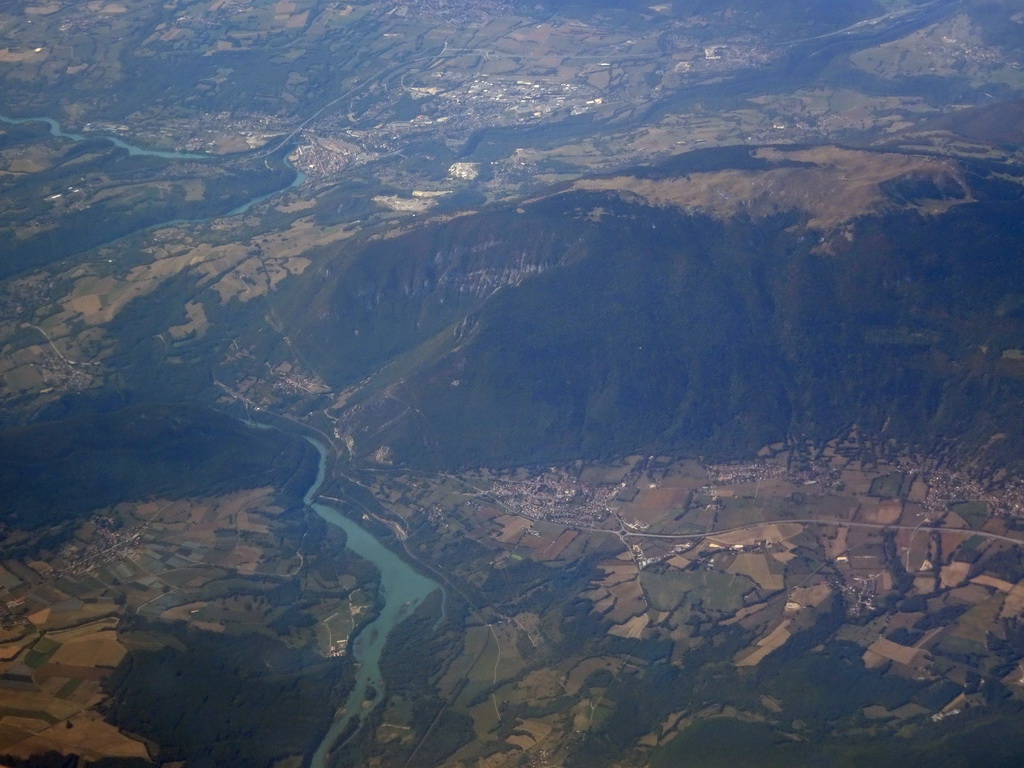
[303,439,441,768]
[0,113,211,159]
[0,113,305,219]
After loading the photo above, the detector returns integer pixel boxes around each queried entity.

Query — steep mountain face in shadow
[0,404,317,535]
[926,97,1024,147]
[280,148,1024,471]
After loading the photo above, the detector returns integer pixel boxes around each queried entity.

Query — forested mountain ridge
[274,145,1024,472]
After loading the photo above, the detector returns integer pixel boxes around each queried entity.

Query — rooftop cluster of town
[485,468,618,528]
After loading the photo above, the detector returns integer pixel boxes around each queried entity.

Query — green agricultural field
[951,501,989,529]
[641,568,754,614]
[869,472,906,499]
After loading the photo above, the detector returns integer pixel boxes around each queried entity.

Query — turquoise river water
[0,113,210,159]
[304,439,441,768]
[3,112,428,764]
[0,113,305,218]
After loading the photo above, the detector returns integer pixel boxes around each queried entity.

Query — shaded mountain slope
[0,404,317,532]
[277,147,1024,470]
